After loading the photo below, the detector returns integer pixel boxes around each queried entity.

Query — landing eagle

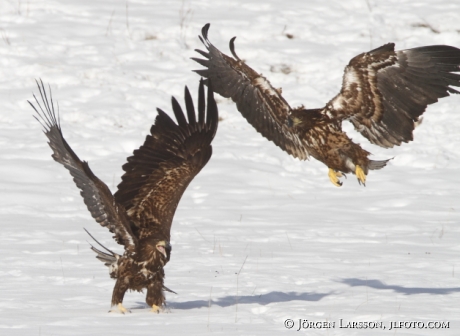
[192,24,460,186]
[30,79,218,313]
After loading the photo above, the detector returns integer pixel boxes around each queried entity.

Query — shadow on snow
[131,291,331,310]
[339,278,460,295]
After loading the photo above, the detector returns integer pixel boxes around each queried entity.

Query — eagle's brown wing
[30,80,138,255]
[192,23,308,160]
[114,80,218,240]
[324,43,460,148]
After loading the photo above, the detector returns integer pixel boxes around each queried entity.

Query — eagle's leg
[146,281,165,313]
[110,278,130,314]
[355,165,366,186]
[328,168,343,187]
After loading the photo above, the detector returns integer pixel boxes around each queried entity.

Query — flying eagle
[30,79,218,313]
[192,24,460,186]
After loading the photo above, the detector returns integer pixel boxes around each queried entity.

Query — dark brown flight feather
[192,24,460,186]
[192,23,308,160]
[30,79,137,255]
[31,78,218,311]
[324,43,460,148]
[114,80,218,241]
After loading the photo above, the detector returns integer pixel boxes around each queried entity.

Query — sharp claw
[355,165,366,186]
[328,168,343,187]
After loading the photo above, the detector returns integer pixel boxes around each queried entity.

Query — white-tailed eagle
[192,24,460,186]
[30,79,218,313]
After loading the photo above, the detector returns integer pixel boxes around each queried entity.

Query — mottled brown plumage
[192,24,460,186]
[30,79,218,312]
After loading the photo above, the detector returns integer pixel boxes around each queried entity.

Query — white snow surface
[1,0,460,335]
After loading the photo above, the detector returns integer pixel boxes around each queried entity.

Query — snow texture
[1,0,460,335]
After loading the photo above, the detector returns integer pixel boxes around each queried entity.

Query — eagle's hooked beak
[156,241,172,261]
[156,241,168,259]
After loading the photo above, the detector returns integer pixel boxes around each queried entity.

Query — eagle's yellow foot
[355,165,366,186]
[328,168,343,187]
[109,303,131,314]
[150,304,161,313]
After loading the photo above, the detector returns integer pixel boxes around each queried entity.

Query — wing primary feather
[154,108,178,135]
[30,80,57,131]
[194,49,209,58]
[201,23,211,43]
[206,79,218,131]
[114,79,219,239]
[198,78,206,128]
[193,69,209,78]
[31,80,138,254]
[171,96,187,127]
[191,24,309,160]
[37,80,55,123]
[328,43,460,148]
[184,86,196,125]
[191,57,209,68]
[41,81,57,125]
[229,37,241,61]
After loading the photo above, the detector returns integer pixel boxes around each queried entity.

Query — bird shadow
[338,278,460,295]
[132,291,332,310]
[168,291,332,310]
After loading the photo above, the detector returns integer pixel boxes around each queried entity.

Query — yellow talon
[118,303,129,314]
[151,304,160,313]
[109,303,130,314]
[355,165,366,186]
[328,168,343,187]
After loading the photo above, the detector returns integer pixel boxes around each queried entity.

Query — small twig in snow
[125,1,131,39]
[286,232,292,250]
[235,255,248,323]
[105,9,115,37]
[195,227,210,243]
[1,29,11,45]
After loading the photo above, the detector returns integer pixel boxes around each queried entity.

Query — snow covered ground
[1,0,460,335]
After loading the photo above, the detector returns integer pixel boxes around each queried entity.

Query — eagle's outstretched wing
[30,80,138,255]
[114,79,218,240]
[192,23,308,160]
[324,43,460,148]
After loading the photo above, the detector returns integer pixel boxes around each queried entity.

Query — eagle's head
[156,240,172,264]
[139,237,172,267]
[287,108,324,129]
[286,115,301,128]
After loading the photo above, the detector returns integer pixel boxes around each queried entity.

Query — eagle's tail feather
[90,245,117,267]
[84,228,120,267]
[163,285,178,295]
[369,158,392,171]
